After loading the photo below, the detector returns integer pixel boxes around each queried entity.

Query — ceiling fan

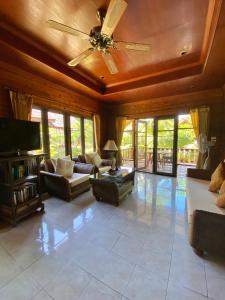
[47,0,151,74]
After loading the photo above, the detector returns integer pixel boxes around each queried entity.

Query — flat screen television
[0,118,41,153]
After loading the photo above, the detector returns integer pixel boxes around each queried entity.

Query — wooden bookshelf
[0,154,45,226]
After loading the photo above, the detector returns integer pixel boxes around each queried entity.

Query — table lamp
[103,140,118,170]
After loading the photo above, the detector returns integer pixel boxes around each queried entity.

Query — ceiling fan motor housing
[89,26,114,51]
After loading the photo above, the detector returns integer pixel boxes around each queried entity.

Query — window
[121,120,134,167]
[70,116,82,156]
[84,118,94,153]
[178,114,198,166]
[31,108,43,154]
[48,111,65,158]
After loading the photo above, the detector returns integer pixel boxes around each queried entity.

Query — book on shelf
[12,182,37,205]
[12,165,29,180]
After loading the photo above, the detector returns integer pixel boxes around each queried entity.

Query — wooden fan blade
[47,20,90,40]
[67,48,94,67]
[101,0,127,37]
[102,52,118,74]
[115,41,151,51]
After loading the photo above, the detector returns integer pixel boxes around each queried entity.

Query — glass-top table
[90,167,135,183]
[89,167,135,206]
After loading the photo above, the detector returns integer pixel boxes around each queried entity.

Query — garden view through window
[70,116,82,157]
[84,118,94,153]
[48,111,65,158]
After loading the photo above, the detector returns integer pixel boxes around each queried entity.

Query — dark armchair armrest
[101,159,113,166]
[190,210,225,256]
[74,162,96,174]
[40,171,70,200]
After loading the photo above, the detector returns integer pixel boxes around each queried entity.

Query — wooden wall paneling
[0,61,102,116]
[112,88,223,118]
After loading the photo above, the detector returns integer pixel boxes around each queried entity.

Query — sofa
[73,154,112,174]
[40,159,91,201]
[186,169,225,257]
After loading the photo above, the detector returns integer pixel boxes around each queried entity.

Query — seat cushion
[67,173,90,188]
[186,177,225,224]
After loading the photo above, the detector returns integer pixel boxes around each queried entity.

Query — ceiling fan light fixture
[180,49,188,56]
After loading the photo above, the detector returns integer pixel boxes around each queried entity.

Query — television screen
[0,118,40,153]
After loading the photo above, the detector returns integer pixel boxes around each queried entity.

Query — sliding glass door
[153,116,178,176]
[135,120,147,170]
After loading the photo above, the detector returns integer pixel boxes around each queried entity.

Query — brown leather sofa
[73,155,112,174]
[40,159,92,201]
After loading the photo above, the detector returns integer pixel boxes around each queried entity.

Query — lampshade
[103,140,118,151]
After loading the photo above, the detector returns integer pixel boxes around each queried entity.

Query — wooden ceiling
[0,0,224,103]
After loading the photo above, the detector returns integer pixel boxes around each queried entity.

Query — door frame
[153,115,178,177]
[134,119,148,170]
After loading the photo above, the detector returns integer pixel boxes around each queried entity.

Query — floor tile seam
[62,272,92,300]
[0,241,19,264]
[118,263,136,299]
[169,246,209,297]
[39,288,55,300]
[110,233,123,251]
[68,261,126,299]
[165,231,175,299]
[182,285,209,299]
[30,288,48,300]
[0,259,43,294]
[203,258,209,298]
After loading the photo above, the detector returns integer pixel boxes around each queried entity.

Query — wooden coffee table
[89,167,135,206]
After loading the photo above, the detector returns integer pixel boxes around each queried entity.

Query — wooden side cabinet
[0,154,45,226]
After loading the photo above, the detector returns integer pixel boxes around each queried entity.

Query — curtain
[190,106,210,169]
[10,90,33,121]
[116,116,127,167]
[93,114,101,154]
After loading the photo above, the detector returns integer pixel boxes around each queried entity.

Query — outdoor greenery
[84,119,94,153]
[31,109,95,158]
[122,115,196,149]
[70,116,82,157]
[121,115,198,164]
[48,112,65,158]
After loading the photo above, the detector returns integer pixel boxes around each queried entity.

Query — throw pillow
[85,152,97,164]
[219,180,225,195]
[216,193,225,208]
[56,158,74,178]
[92,153,102,168]
[51,155,70,172]
[208,161,225,192]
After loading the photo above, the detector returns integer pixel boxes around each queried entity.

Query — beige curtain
[93,114,101,154]
[116,116,127,167]
[10,90,33,121]
[190,106,210,169]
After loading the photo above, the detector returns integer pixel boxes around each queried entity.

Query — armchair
[40,159,91,201]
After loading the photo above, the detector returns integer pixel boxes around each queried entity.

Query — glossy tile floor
[0,172,225,300]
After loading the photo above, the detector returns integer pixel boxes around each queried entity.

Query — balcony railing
[121,147,198,165]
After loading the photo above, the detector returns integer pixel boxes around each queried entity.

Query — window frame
[31,106,95,158]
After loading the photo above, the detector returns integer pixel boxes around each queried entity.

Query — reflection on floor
[122,161,195,177]
[0,172,224,299]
